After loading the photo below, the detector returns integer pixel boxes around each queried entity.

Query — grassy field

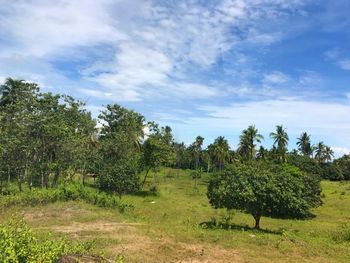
[1,168,350,262]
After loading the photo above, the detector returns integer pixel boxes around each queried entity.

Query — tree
[334,155,350,180]
[324,146,334,163]
[256,146,268,161]
[189,136,204,187]
[270,125,289,162]
[142,123,176,188]
[207,162,322,229]
[297,132,313,157]
[97,104,145,195]
[207,136,230,172]
[314,142,333,164]
[238,125,263,161]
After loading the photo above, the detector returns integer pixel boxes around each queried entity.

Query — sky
[0,0,350,156]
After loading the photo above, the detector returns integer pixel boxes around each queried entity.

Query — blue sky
[1,0,350,156]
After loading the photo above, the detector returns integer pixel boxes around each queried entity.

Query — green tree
[207,136,230,172]
[296,132,313,157]
[97,104,145,195]
[314,142,334,164]
[270,125,289,162]
[207,162,322,229]
[238,125,264,161]
[189,136,204,187]
[142,123,176,187]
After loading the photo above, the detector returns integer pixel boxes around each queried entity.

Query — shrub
[0,218,93,262]
[0,184,133,213]
[331,223,350,243]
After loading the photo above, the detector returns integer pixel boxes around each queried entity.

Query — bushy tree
[334,155,350,180]
[142,123,176,187]
[97,104,145,195]
[207,162,322,229]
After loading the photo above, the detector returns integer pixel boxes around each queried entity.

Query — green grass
[1,168,350,262]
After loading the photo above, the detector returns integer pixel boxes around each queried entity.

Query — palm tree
[0,78,27,107]
[238,125,264,161]
[297,132,313,157]
[189,136,204,170]
[314,141,325,164]
[256,146,268,161]
[208,136,230,171]
[324,146,334,163]
[270,125,289,162]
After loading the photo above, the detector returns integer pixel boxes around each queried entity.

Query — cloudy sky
[1,0,350,155]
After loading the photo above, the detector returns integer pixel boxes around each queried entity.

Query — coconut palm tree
[256,146,268,161]
[0,78,25,107]
[270,125,289,162]
[238,125,264,161]
[208,136,230,171]
[314,141,326,164]
[324,146,334,163]
[297,132,313,157]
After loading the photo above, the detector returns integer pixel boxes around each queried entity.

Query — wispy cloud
[338,59,350,71]
[1,0,350,152]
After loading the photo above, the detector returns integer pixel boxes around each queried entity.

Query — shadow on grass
[199,220,283,235]
[133,190,159,197]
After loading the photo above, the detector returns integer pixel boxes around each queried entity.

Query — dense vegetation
[0,78,349,261]
[0,218,94,262]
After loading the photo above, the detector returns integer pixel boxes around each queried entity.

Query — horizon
[1,0,350,156]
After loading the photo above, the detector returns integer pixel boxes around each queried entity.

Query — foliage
[238,125,263,161]
[0,184,132,212]
[207,162,322,229]
[0,218,93,262]
[270,125,289,162]
[333,155,350,180]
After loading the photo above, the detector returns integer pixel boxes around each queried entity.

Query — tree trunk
[254,214,261,229]
[141,167,151,189]
[17,170,22,192]
[41,171,44,188]
[7,166,10,183]
[154,165,159,184]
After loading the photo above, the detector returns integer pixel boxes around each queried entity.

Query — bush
[0,218,93,262]
[331,223,350,243]
[321,163,344,181]
[97,162,140,197]
[0,184,133,213]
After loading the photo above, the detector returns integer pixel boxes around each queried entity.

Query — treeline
[0,78,177,196]
[0,78,349,196]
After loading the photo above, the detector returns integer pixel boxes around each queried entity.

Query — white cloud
[0,0,124,57]
[0,0,306,102]
[332,147,350,157]
[339,59,350,71]
[189,97,350,149]
[263,71,290,85]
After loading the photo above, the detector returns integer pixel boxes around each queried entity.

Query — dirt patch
[108,235,242,263]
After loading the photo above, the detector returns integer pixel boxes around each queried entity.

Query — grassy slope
[1,168,350,262]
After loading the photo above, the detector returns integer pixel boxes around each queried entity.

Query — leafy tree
[142,123,176,187]
[207,162,322,229]
[334,155,350,180]
[287,152,322,176]
[97,104,145,195]
[270,125,289,162]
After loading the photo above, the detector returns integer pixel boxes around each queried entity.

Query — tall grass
[0,184,133,212]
